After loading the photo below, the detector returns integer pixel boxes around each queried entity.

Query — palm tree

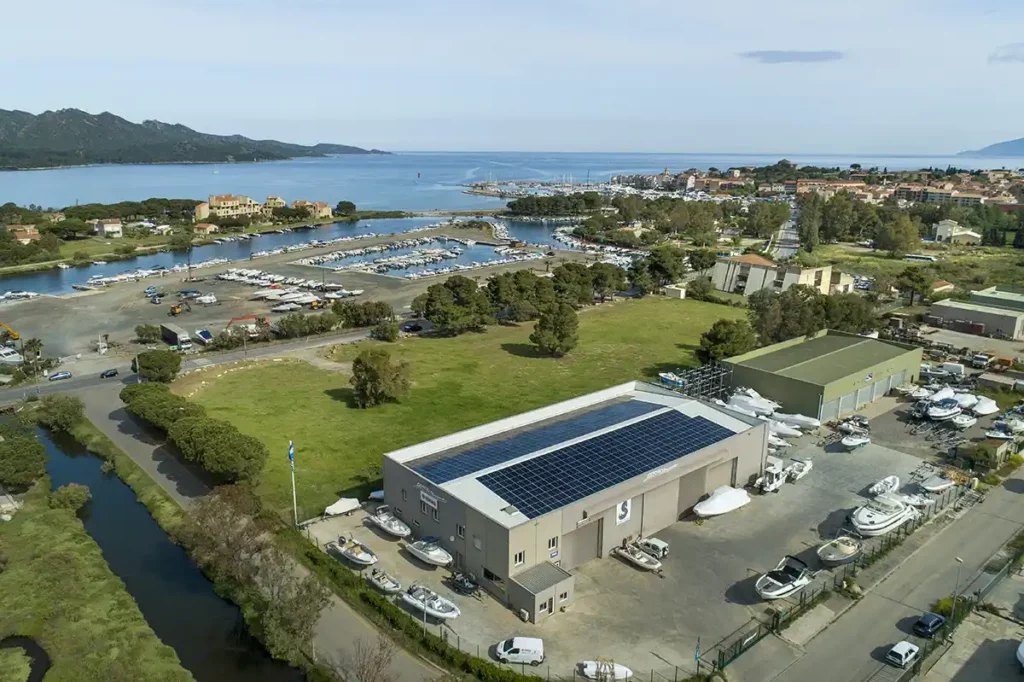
[22,337,42,359]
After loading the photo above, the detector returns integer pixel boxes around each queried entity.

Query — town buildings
[292,200,333,220]
[192,195,333,222]
[932,219,981,245]
[92,218,123,238]
[5,225,40,244]
[711,254,855,296]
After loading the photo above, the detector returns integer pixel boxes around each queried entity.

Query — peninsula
[0,108,387,170]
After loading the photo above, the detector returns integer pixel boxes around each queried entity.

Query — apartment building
[208,194,266,219]
[711,254,840,295]
[265,196,287,209]
[292,200,333,220]
[6,225,40,244]
[92,218,123,238]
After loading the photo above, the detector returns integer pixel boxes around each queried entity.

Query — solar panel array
[479,411,733,519]
[414,400,663,484]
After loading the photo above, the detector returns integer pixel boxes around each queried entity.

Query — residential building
[723,330,922,421]
[711,254,835,295]
[933,219,981,245]
[930,280,955,295]
[194,202,210,221]
[6,225,40,244]
[265,196,287,209]
[292,200,333,220]
[382,382,768,622]
[152,224,172,236]
[208,194,265,220]
[92,219,123,238]
[194,223,219,235]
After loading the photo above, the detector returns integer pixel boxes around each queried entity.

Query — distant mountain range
[0,108,386,170]
[958,136,1024,158]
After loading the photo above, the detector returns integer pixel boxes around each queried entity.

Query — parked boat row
[83,258,232,287]
[402,250,545,280]
[216,268,364,297]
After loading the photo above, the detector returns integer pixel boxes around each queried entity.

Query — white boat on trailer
[406,536,453,566]
[951,414,977,430]
[401,584,460,620]
[612,543,662,571]
[366,567,402,594]
[755,555,813,600]
[868,475,900,496]
[367,505,411,538]
[578,661,633,681]
[851,493,918,537]
[328,535,379,566]
[841,434,870,451]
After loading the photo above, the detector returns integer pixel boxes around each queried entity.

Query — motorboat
[445,572,479,596]
[926,386,955,403]
[401,585,460,620]
[737,387,781,410]
[986,429,1015,440]
[774,412,821,429]
[950,414,977,430]
[366,567,402,594]
[973,397,1000,416]
[768,434,791,448]
[899,493,936,509]
[693,486,750,517]
[578,661,633,681]
[658,372,684,388]
[910,387,933,400]
[367,505,411,538]
[841,434,870,451]
[1017,640,1024,669]
[816,536,863,567]
[755,556,813,600]
[953,393,979,410]
[894,383,918,396]
[329,535,379,566]
[728,394,774,416]
[406,537,453,566]
[785,458,813,482]
[324,497,360,516]
[851,493,918,537]
[838,418,869,435]
[868,476,900,496]
[764,419,802,438]
[997,418,1024,433]
[927,399,961,421]
[920,473,956,493]
[612,542,662,571]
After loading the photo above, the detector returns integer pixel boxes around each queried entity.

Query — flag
[288,440,294,470]
[695,637,700,662]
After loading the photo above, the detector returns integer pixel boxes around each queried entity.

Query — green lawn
[0,484,193,682]
[185,297,743,519]
[0,648,31,682]
[58,234,172,259]
[810,244,1024,289]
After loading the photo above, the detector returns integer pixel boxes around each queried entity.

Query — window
[559,592,568,602]
[457,524,465,538]
[420,500,428,515]
[484,567,502,583]
[432,508,439,523]
[514,551,525,566]
[813,270,823,286]
[539,600,549,614]
[473,536,482,551]
[394,507,403,517]
[581,510,588,520]
[414,519,421,527]
[547,537,558,550]
[401,489,407,501]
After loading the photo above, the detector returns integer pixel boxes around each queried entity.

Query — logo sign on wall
[420,491,438,509]
[616,499,632,526]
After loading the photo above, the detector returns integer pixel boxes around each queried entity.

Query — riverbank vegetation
[178,296,743,518]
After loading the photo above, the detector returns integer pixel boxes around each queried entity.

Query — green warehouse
[723,331,922,421]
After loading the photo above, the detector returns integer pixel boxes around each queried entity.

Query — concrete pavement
[768,476,1024,682]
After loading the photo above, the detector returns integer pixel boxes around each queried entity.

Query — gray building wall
[507,571,575,624]
[930,301,1024,340]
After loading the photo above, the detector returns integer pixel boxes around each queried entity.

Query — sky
[5,0,1024,154]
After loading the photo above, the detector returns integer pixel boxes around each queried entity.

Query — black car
[912,612,946,638]
[100,368,119,379]
[400,323,423,333]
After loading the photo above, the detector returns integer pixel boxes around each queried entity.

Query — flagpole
[289,440,298,526]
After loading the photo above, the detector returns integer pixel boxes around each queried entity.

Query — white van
[638,537,669,559]
[495,637,544,666]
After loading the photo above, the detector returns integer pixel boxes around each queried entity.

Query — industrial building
[382,382,768,623]
[928,286,1024,340]
[723,331,922,422]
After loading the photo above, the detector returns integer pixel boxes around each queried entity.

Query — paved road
[770,476,1024,682]
[772,217,800,259]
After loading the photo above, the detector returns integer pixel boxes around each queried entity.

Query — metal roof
[733,334,915,387]
[511,561,573,595]
[932,300,1024,318]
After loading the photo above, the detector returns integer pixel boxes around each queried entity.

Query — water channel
[39,428,305,682]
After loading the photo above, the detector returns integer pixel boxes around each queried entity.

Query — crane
[0,322,20,341]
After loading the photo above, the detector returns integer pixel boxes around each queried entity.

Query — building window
[401,489,407,501]
[432,508,439,523]
[473,536,482,551]
[414,519,420,527]
[559,592,568,602]
[420,500,428,515]
[539,600,549,614]
[394,507,403,517]
[581,510,588,520]
[514,551,525,566]
[548,537,558,550]
[457,524,465,538]
[813,271,823,286]
[484,567,502,584]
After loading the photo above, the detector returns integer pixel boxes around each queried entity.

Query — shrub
[168,416,268,481]
[49,483,92,511]
[350,348,410,408]
[132,349,183,382]
[0,425,46,490]
[372,320,400,342]
[931,594,970,619]
[36,394,85,433]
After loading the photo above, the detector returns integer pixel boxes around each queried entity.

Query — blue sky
[5,0,1024,154]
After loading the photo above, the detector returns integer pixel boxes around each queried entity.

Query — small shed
[508,562,575,624]
[663,283,687,299]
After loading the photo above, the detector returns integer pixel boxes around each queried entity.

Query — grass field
[0,648,31,682]
[813,244,1024,289]
[183,297,742,518]
[0,483,193,682]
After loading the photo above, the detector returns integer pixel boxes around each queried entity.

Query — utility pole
[951,556,965,625]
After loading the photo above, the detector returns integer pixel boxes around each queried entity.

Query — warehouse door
[820,398,839,422]
[706,458,736,490]
[873,376,889,401]
[838,391,856,417]
[562,517,601,570]
[678,469,706,516]
[641,480,680,536]
[855,386,871,409]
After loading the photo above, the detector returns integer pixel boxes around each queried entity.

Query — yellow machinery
[0,322,19,341]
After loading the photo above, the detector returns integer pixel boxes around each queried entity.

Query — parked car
[401,323,423,333]
[48,371,72,382]
[638,537,669,559]
[495,637,544,666]
[885,641,920,668]
[100,368,119,379]
[912,612,946,638]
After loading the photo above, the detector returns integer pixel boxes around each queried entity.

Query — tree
[876,215,919,257]
[122,383,206,431]
[647,244,689,285]
[589,262,627,302]
[168,229,194,252]
[821,191,855,242]
[0,427,46,490]
[551,263,595,307]
[747,285,827,343]
[134,324,161,343]
[373,320,399,342]
[257,547,332,663]
[486,270,555,322]
[133,349,182,382]
[177,486,269,587]
[628,259,655,296]
[36,395,84,433]
[688,248,717,275]
[331,636,398,682]
[895,267,930,305]
[530,304,579,356]
[697,319,757,362]
[38,232,61,253]
[411,275,493,334]
[49,483,91,512]
[686,276,716,301]
[350,348,411,408]
[822,293,878,333]
[335,200,357,216]
[796,193,822,252]
[168,417,267,481]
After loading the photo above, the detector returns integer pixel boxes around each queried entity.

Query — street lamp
[951,556,965,625]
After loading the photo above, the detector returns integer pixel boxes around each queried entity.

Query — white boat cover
[841,435,870,448]
[869,475,900,496]
[728,395,774,416]
[694,486,751,517]
[768,434,791,448]
[926,386,955,403]
[973,397,999,416]
[765,419,802,437]
[953,393,979,409]
[369,490,385,501]
[580,662,633,681]
[324,498,360,516]
[739,387,781,409]
[774,412,822,429]
[1017,641,1024,668]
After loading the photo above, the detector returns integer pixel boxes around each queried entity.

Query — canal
[40,428,305,682]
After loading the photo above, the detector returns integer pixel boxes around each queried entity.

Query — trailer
[160,323,193,350]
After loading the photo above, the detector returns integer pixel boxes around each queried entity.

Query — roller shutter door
[838,391,856,417]
[706,458,736,490]
[855,386,871,409]
[820,399,839,422]
[641,480,680,537]
[677,469,706,516]
[562,518,601,571]
[872,377,889,401]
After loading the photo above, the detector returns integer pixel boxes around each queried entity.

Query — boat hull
[407,546,452,567]
[369,515,411,538]
[816,539,862,567]
[401,593,460,619]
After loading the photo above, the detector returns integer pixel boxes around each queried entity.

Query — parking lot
[304,435,933,678]
[865,396,1004,463]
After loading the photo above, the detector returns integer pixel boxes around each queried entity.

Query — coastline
[0,150,391,173]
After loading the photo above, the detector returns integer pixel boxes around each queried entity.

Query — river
[40,428,305,682]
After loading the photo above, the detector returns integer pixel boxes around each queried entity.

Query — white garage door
[706,458,736,490]
[838,391,856,417]
[641,480,680,537]
[820,399,839,422]
[872,376,889,400]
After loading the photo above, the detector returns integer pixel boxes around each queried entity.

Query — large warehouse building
[929,286,1024,340]
[382,382,768,623]
[723,330,922,422]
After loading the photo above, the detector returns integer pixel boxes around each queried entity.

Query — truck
[970,352,994,369]
[160,323,193,350]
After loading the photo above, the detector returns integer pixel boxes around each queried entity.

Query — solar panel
[478,411,733,519]
[414,400,663,484]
